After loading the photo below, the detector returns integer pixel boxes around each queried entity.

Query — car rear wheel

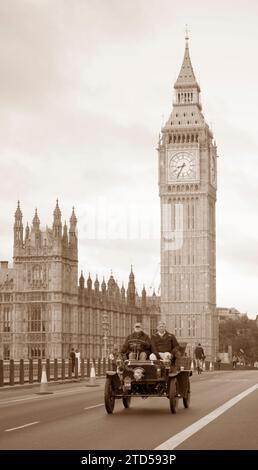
[169,378,178,414]
[122,396,131,408]
[104,378,115,414]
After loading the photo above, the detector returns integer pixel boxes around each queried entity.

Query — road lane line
[5,421,40,432]
[0,386,101,406]
[0,396,39,405]
[155,383,258,450]
[84,404,103,411]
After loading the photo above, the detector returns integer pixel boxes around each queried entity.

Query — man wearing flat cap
[121,322,151,360]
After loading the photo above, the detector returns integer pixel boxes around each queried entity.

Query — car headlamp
[133,367,144,381]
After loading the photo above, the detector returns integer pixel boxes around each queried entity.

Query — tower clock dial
[168,151,196,181]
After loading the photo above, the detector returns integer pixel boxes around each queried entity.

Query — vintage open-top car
[104,348,192,414]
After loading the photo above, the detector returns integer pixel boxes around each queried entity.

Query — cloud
[0,1,258,317]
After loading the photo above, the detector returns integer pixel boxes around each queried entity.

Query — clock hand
[177,162,186,178]
[173,163,185,173]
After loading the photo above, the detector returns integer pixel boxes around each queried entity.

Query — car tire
[183,380,191,408]
[104,378,115,414]
[122,397,131,408]
[169,378,178,414]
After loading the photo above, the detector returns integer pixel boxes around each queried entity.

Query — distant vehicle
[104,345,192,414]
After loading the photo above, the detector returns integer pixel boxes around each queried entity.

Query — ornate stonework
[0,203,160,359]
[158,37,218,360]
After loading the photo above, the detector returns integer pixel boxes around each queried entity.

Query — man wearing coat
[150,321,179,360]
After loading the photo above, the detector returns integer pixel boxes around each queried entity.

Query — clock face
[168,151,196,181]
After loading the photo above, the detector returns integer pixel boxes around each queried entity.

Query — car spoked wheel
[104,378,115,414]
[183,380,191,408]
[169,379,178,414]
[183,390,190,408]
[122,396,131,408]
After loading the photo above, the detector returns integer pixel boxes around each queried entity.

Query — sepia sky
[0,0,258,318]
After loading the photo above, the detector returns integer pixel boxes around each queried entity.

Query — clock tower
[158,35,218,360]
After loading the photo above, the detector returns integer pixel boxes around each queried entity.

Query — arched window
[32,265,42,282]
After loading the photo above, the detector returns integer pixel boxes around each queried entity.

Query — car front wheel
[169,379,178,414]
[122,396,131,408]
[183,379,191,408]
[104,378,115,414]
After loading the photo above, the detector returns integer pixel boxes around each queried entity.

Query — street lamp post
[102,313,110,360]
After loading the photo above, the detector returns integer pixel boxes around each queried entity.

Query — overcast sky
[0,0,258,318]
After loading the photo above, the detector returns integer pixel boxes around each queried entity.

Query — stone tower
[158,35,218,360]
[13,201,78,359]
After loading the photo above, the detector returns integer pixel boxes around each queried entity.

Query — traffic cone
[209,361,213,371]
[190,360,194,371]
[36,365,53,395]
[86,362,99,387]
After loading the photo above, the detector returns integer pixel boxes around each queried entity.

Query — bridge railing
[0,358,113,387]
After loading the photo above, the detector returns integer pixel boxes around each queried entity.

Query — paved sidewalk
[0,377,105,393]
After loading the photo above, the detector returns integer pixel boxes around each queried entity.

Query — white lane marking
[5,421,40,432]
[84,404,103,411]
[0,396,39,405]
[0,386,100,406]
[155,383,258,450]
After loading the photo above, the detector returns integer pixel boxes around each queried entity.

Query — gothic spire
[127,265,136,307]
[101,277,106,294]
[87,273,92,290]
[94,275,100,292]
[79,270,85,289]
[129,264,134,281]
[53,199,62,237]
[53,199,61,220]
[13,201,23,249]
[141,285,147,308]
[14,201,22,221]
[121,283,125,301]
[69,207,77,232]
[79,271,85,289]
[174,34,200,91]
[32,208,40,230]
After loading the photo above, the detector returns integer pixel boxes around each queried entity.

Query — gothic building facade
[0,202,160,360]
[159,36,218,360]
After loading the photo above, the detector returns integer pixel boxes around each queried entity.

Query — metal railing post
[10,359,14,386]
[19,359,24,385]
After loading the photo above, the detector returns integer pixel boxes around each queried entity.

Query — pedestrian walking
[70,348,76,373]
[232,354,238,369]
[194,342,205,374]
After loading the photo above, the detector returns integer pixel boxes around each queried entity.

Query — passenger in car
[121,322,151,360]
[150,321,179,360]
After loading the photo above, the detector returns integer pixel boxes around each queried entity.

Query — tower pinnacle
[185,24,189,43]
[174,34,199,91]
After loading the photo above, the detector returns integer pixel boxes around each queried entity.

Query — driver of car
[121,322,151,360]
[150,321,180,361]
